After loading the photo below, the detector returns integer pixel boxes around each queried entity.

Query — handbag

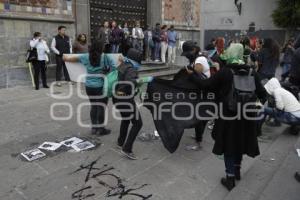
[26,48,38,63]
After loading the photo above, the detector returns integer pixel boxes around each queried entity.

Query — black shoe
[35,87,39,90]
[289,126,299,135]
[235,166,241,180]
[43,85,49,88]
[221,176,235,191]
[295,172,300,183]
[97,128,111,136]
[91,128,98,135]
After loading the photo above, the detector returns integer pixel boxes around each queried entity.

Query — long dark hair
[89,41,103,67]
[263,38,280,60]
[77,34,87,44]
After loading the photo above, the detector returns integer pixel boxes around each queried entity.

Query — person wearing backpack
[112,48,143,160]
[63,41,117,136]
[187,43,267,191]
[29,32,50,90]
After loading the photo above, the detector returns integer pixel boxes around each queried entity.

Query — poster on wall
[163,0,200,28]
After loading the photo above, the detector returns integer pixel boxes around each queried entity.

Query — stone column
[74,0,90,39]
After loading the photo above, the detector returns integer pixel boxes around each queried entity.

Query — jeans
[224,154,243,176]
[113,97,143,153]
[262,107,300,125]
[85,87,108,129]
[111,44,120,53]
[32,60,47,89]
[160,42,168,63]
[167,46,176,64]
[154,42,161,60]
[281,64,291,81]
[56,55,70,81]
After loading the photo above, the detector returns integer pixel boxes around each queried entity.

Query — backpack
[227,68,257,112]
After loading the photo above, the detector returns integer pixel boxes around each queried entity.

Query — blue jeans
[282,64,291,80]
[154,42,161,60]
[262,107,300,125]
[111,44,119,53]
[224,154,243,176]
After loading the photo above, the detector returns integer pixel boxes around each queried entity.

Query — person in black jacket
[51,26,72,86]
[152,23,161,62]
[289,36,300,86]
[113,48,143,160]
[187,44,267,191]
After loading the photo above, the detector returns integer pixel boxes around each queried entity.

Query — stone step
[224,128,299,200]
[140,68,181,79]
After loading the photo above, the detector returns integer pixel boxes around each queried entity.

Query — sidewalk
[0,85,298,200]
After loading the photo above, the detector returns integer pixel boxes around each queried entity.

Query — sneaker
[97,128,111,136]
[56,82,62,87]
[43,85,49,88]
[185,143,202,151]
[155,59,160,62]
[121,150,138,160]
[207,125,214,130]
[116,143,123,150]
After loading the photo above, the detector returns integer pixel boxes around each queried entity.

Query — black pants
[85,87,108,129]
[195,121,207,142]
[32,60,47,89]
[113,97,143,153]
[56,56,70,81]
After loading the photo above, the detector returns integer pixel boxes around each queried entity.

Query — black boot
[221,176,235,191]
[235,166,241,180]
[295,172,300,183]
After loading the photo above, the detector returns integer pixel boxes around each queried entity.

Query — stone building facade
[0,0,202,88]
[0,0,288,88]
[200,0,286,48]
[0,0,75,88]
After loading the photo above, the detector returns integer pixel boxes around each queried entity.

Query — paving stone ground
[0,84,299,200]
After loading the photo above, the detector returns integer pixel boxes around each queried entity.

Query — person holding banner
[63,41,116,136]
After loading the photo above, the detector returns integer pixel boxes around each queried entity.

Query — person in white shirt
[262,78,300,134]
[132,21,144,52]
[30,32,50,90]
[194,55,211,78]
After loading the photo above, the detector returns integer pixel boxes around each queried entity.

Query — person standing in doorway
[51,26,72,86]
[152,23,161,62]
[167,25,178,65]
[30,32,50,90]
[160,25,168,63]
[144,25,153,61]
[97,21,111,53]
[132,21,144,52]
[110,21,123,53]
